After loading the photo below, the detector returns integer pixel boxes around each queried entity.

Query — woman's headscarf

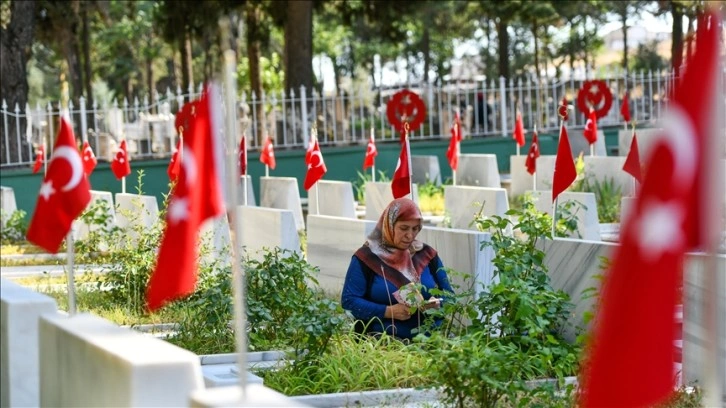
[354,198,437,287]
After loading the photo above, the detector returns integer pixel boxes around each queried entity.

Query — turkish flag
[260,136,276,170]
[167,139,181,183]
[391,137,411,199]
[512,111,525,147]
[622,132,642,183]
[32,145,44,174]
[26,116,91,253]
[175,101,194,135]
[363,133,377,170]
[620,94,631,123]
[525,129,540,175]
[239,135,247,176]
[551,125,576,202]
[147,84,225,312]
[583,110,598,145]
[446,113,461,171]
[582,11,722,407]
[305,134,316,165]
[111,139,131,179]
[303,139,327,190]
[81,141,97,177]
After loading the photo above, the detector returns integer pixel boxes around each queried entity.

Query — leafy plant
[576,176,623,224]
[417,181,445,215]
[352,170,390,205]
[1,209,28,244]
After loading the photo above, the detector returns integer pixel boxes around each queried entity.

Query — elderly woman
[341,197,454,340]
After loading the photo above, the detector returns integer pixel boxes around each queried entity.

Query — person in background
[341,197,454,341]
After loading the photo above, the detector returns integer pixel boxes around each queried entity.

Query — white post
[499,76,507,137]
[65,229,77,315]
[405,125,413,202]
[370,127,376,183]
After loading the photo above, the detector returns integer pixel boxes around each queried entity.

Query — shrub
[0,209,27,244]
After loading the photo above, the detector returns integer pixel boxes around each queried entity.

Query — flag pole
[61,78,78,316]
[313,126,320,215]
[370,127,376,183]
[404,122,413,203]
[219,17,248,399]
[532,124,538,191]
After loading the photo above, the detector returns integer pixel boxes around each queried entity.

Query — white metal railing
[0,68,701,168]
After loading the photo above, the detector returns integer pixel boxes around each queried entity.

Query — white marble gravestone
[618,127,663,160]
[238,205,301,260]
[199,215,232,265]
[509,155,558,198]
[0,186,17,227]
[411,155,442,185]
[363,181,419,221]
[74,190,116,242]
[457,154,501,188]
[39,313,204,407]
[114,193,159,232]
[306,215,376,294]
[529,190,601,241]
[582,156,637,197]
[259,176,305,231]
[190,384,310,408]
[1,279,57,408]
[238,175,257,206]
[444,186,510,231]
[307,180,357,219]
[619,196,637,225]
[569,129,607,157]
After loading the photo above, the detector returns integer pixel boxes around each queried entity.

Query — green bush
[1,209,28,244]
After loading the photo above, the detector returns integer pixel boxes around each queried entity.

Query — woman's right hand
[386,303,413,320]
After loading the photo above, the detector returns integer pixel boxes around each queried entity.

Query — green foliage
[631,40,668,73]
[237,52,285,95]
[574,176,623,223]
[417,181,445,215]
[1,210,28,244]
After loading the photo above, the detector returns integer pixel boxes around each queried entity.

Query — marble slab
[199,215,232,265]
[39,312,204,407]
[569,129,607,157]
[259,177,305,231]
[238,175,257,206]
[620,196,637,225]
[1,279,57,408]
[582,156,637,197]
[0,186,17,227]
[74,190,116,242]
[444,186,510,232]
[618,127,663,160]
[114,193,159,235]
[190,384,310,407]
[363,182,419,221]
[306,215,376,295]
[529,190,601,241]
[509,155,557,198]
[411,155,442,186]
[457,154,501,188]
[238,206,301,261]
[307,180,357,219]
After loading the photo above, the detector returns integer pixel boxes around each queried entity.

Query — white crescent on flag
[308,150,323,169]
[51,146,84,192]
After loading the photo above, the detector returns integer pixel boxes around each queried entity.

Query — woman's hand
[385,303,413,320]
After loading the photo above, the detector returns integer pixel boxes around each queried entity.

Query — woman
[341,197,454,340]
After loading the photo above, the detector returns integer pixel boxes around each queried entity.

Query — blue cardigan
[340,255,454,340]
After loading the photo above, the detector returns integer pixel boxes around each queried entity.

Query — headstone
[74,190,116,242]
[189,384,310,408]
[238,206,301,261]
[620,196,637,225]
[457,154,501,188]
[570,129,606,157]
[0,186,17,227]
[199,215,232,265]
[1,279,57,408]
[306,215,376,294]
[529,190,601,241]
[115,193,159,232]
[618,127,663,160]
[582,156,636,197]
[259,177,304,231]
[509,155,557,198]
[444,186,510,231]
[39,313,204,407]
[411,155,442,186]
[238,175,256,207]
[363,181,419,221]
[307,180,356,219]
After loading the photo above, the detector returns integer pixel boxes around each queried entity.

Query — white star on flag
[167,197,189,224]
[39,181,55,201]
[635,200,685,262]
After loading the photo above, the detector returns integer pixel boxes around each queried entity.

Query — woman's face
[392,219,422,250]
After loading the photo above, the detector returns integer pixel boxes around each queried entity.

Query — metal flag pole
[219,16,248,399]
[313,126,320,215]
[404,122,414,203]
[60,79,78,315]
[532,124,538,191]
[370,127,376,183]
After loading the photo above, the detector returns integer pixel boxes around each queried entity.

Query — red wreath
[386,89,426,136]
[576,80,613,119]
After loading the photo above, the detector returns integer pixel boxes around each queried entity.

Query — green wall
[1,127,620,219]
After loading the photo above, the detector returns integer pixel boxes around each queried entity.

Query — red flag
[305,134,316,165]
[239,135,247,176]
[111,140,131,179]
[620,94,631,123]
[525,129,540,175]
[391,137,411,199]
[363,132,377,170]
[81,141,97,177]
[583,110,598,145]
[26,116,91,253]
[32,145,44,174]
[622,132,642,183]
[260,136,276,170]
[167,139,181,183]
[446,113,462,171]
[551,125,576,202]
[512,111,525,147]
[582,11,722,407]
[147,84,225,312]
[303,139,327,190]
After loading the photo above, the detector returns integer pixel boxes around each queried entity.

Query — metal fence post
[499,76,507,137]
[300,85,308,149]
[80,96,88,143]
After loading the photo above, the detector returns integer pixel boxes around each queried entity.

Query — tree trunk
[620,8,629,78]
[246,5,265,145]
[146,54,154,110]
[671,2,683,76]
[0,0,36,165]
[422,25,431,84]
[496,19,510,80]
[284,0,313,94]
[179,29,194,93]
[81,4,93,106]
